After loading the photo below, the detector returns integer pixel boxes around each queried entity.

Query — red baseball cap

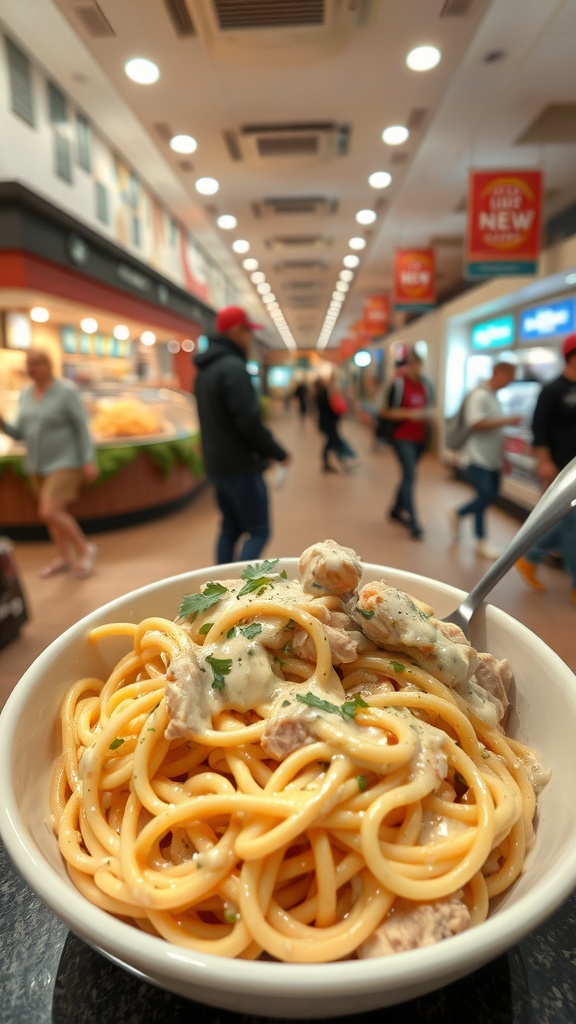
[562,332,576,359]
[216,306,263,334]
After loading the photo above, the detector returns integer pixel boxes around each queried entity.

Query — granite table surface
[1,840,575,1024]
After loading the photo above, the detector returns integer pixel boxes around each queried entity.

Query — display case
[0,383,205,538]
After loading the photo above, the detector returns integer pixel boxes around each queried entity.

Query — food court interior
[2,0,576,698]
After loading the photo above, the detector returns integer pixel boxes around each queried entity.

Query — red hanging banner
[465,169,542,279]
[363,294,390,336]
[393,250,435,311]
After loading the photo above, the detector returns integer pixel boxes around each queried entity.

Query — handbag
[329,392,348,417]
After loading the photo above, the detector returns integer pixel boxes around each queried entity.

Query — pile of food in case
[90,396,166,439]
[51,539,548,963]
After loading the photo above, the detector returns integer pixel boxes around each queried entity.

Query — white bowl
[1,560,576,1019]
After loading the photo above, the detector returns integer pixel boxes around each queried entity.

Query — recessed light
[217,214,237,230]
[340,269,354,282]
[348,237,367,250]
[124,58,160,85]
[232,239,250,253]
[382,125,409,146]
[343,254,360,268]
[195,177,219,195]
[251,271,266,284]
[182,338,195,352]
[170,134,197,154]
[141,330,156,346]
[262,293,276,304]
[113,324,130,341]
[167,340,180,354]
[369,171,392,189]
[356,209,377,225]
[243,258,259,271]
[336,281,349,292]
[564,272,576,285]
[406,46,441,72]
[257,282,271,294]
[332,291,345,302]
[80,317,98,334]
[30,307,49,322]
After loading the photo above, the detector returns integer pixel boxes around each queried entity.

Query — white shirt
[461,384,506,471]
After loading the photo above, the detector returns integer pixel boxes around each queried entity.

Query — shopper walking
[515,333,576,602]
[0,347,98,578]
[381,349,434,539]
[313,378,357,472]
[193,306,291,564]
[447,361,520,559]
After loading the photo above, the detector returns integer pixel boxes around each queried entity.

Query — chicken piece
[261,707,318,760]
[164,646,212,739]
[472,652,512,716]
[357,899,470,958]
[299,539,363,599]
[350,581,477,687]
[291,622,359,665]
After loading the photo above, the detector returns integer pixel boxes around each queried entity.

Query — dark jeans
[321,425,356,466]
[210,473,270,565]
[390,439,426,528]
[457,464,501,540]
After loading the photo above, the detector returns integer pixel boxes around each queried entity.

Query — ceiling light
[30,306,49,322]
[267,301,279,311]
[262,293,276,304]
[182,338,195,352]
[564,272,576,285]
[195,177,219,195]
[141,330,156,346]
[243,258,259,271]
[257,282,271,294]
[80,317,98,334]
[356,209,377,225]
[340,269,354,282]
[170,134,197,154]
[251,271,266,284]
[113,324,130,341]
[167,340,180,354]
[382,125,409,146]
[343,254,360,268]
[216,214,237,230]
[354,350,372,367]
[369,171,392,189]
[124,58,159,85]
[232,239,250,253]
[406,45,441,72]
[332,291,345,302]
[348,237,367,250]
[336,281,349,292]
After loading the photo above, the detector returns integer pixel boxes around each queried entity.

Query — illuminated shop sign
[519,299,575,340]
[471,315,515,350]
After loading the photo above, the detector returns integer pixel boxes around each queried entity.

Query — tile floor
[2,406,574,709]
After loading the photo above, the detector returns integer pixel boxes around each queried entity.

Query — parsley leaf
[356,608,375,619]
[356,775,368,791]
[240,622,263,639]
[296,692,369,721]
[109,737,125,750]
[205,654,233,691]
[179,582,228,619]
[241,559,279,579]
[389,660,405,672]
[198,622,213,635]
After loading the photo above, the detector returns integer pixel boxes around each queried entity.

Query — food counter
[0,384,205,538]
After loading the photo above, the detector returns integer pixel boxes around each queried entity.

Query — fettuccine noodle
[50,540,547,963]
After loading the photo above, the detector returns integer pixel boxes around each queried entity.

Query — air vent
[283,280,324,290]
[267,236,328,250]
[516,104,576,145]
[164,0,196,35]
[178,159,194,172]
[253,197,337,218]
[212,0,325,29]
[228,123,350,164]
[391,152,409,165]
[440,0,478,16]
[71,1,115,37]
[274,260,329,272]
[153,122,174,143]
[406,108,428,131]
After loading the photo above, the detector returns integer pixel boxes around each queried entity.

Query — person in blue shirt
[0,348,98,578]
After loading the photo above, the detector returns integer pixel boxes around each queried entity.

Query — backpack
[445,391,472,451]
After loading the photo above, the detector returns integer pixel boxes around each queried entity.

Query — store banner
[393,250,436,311]
[363,293,390,336]
[465,169,543,279]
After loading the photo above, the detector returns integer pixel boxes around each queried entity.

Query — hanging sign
[519,298,575,341]
[363,294,390,336]
[393,250,435,311]
[465,169,542,279]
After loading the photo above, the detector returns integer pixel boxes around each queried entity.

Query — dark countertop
[1,839,575,1024]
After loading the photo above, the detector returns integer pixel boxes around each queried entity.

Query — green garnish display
[109,737,125,750]
[180,582,228,619]
[296,692,369,721]
[205,654,233,691]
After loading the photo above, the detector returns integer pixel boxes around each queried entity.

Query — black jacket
[193,334,288,477]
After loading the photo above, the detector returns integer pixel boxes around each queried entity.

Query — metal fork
[442,455,576,637]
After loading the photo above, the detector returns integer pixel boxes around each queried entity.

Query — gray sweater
[2,379,95,475]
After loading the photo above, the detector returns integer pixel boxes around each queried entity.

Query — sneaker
[75,542,98,579]
[388,508,409,526]
[475,540,500,560]
[447,509,460,541]
[515,555,545,591]
[410,524,424,540]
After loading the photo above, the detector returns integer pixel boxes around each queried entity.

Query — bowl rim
[1,560,576,998]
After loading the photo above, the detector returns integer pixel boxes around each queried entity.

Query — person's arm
[65,386,98,479]
[531,387,557,488]
[467,389,520,432]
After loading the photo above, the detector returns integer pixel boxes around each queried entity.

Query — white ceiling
[2,0,576,351]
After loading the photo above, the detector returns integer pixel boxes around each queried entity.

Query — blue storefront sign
[519,298,575,341]
[471,315,515,350]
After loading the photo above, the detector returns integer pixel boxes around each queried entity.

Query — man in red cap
[516,331,576,602]
[193,306,291,564]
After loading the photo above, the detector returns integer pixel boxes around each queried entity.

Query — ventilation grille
[515,104,576,145]
[71,2,115,36]
[266,235,328,250]
[164,0,196,35]
[253,196,337,218]
[283,280,324,290]
[406,107,428,131]
[226,123,350,163]
[274,260,329,271]
[391,152,409,165]
[212,0,326,29]
[440,0,478,16]
[153,122,174,143]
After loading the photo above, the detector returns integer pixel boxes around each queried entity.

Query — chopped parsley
[240,622,263,639]
[281,699,291,707]
[356,607,375,619]
[109,737,125,750]
[389,660,405,673]
[237,559,281,598]
[227,626,237,639]
[205,654,233,691]
[296,691,369,721]
[179,582,228,619]
[356,775,368,791]
[198,622,213,635]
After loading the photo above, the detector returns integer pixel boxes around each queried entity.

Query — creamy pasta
[50,540,548,963]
